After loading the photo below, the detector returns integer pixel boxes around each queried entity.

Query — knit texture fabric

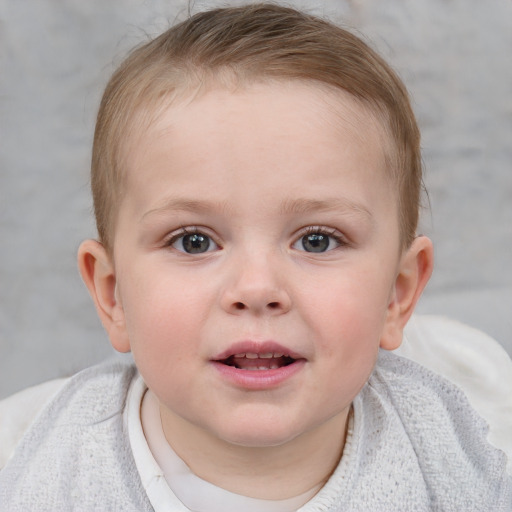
[0,363,152,511]
[0,353,510,511]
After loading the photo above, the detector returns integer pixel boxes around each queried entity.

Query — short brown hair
[92,3,422,253]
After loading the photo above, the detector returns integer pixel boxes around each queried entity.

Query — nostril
[267,302,280,309]
[234,302,245,310]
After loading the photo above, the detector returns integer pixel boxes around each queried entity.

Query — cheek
[121,282,207,406]
[119,268,213,363]
[303,266,392,343]
[299,264,392,396]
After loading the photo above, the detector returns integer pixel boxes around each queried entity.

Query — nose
[220,253,291,316]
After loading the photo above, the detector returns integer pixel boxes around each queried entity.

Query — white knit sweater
[0,351,510,511]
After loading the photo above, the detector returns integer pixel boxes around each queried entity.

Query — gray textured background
[1,0,511,400]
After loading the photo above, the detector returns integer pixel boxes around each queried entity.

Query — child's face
[94,82,417,449]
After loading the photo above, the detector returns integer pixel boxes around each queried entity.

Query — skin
[79,81,433,500]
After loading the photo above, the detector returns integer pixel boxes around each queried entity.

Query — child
[1,4,510,510]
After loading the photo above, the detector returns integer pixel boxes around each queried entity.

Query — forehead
[121,81,395,218]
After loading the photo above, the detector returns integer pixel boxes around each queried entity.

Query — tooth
[259,353,273,359]
[234,353,246,358]
[245,353,258,359]
[270,363,279,369]
[273,353,284,358]
[246,366,260,371]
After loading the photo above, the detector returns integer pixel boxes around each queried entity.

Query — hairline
[92,5,421,255]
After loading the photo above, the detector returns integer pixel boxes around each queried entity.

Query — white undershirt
[126,375,324,512]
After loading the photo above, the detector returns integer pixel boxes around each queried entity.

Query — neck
[159,405,351,500]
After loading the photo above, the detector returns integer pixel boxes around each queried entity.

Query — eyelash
[163,225,348,253]
[164,226,219,248]
[300,226,346,243]
[294,226,348,251]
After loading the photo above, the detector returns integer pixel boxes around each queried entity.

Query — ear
[77,239,131,353]
[380,236,434,350]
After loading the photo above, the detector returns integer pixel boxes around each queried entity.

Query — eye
[293,228,344,253]
[169,230,219,254]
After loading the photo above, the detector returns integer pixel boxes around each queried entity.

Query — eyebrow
[140,198,232,221]
[278,197,373,219]
[141,196,373,221]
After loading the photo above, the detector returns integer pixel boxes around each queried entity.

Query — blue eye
[293,230,343,253]
[171,232,218,254]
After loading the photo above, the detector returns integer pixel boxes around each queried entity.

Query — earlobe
[77,240,131,353]
[380,236,434,350]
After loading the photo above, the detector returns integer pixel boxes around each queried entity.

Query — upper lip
[212,341,305,362]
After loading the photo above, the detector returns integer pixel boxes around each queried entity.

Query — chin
[224,433,298,449]
[212,416,305,449]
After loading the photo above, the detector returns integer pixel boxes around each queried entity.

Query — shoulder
[0,377,68,469]
[366,350,512,506]
[370,348,498,442]
[0,361,137,469]
[369,349,484,431]
[398,314,512,469]
[0,361,151,510]
[43,359,138,422]
[399,315,512,401]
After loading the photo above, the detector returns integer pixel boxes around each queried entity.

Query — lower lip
[211,360,306,390]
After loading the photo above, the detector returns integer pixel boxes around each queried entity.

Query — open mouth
[220,352,297,371]
[212,344,306,388]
